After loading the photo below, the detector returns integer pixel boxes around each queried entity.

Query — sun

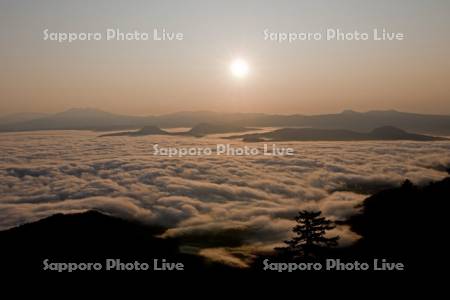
[230,58,249,79]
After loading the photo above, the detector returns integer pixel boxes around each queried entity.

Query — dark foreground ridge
[0,210,233,274]
[1,176,449,275]
[253,176,450,273]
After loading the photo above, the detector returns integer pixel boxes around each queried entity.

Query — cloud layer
[1,131,449,265]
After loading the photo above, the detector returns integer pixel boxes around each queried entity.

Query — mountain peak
[137,125,166,134]
[370,126,407,135]
[341,109,358,115]
[365,109,401,115]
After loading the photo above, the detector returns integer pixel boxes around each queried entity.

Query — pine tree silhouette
[277,210,339,258]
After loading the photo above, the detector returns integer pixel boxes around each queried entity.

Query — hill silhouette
[2,108,450,135]
[99,123,253,137]
[252,175,450,273]
[0,112,49,125]
[229,126,446,142]
[99,125,170,137]
[184,123,254,137]
[0,210,233,274]
[345,176,450,268]
[0,108,148,132]
[1,176,449,274]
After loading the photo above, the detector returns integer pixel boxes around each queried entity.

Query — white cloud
[1,132,449,265]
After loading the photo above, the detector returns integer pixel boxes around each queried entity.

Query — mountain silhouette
[185,123,254,137]
[0,112,49,125]
[0,210,233,274]
[2,108,450,135]
[1,176,449,274]
[99,125,170,137]
[368,126,437,140]
[343,176,450,270]
[229,126,446,142]
[251,175,450,273]
[0,108,148,131]
[99,123,253,137]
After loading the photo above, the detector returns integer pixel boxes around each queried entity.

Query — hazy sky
[1,0,449,115]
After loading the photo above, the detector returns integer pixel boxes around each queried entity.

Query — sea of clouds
[1,131,449,267]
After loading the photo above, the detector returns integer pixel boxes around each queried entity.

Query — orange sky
[1,0,449,115]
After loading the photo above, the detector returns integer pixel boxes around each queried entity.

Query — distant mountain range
[228,126,447,142]
[1,108,450,135]
[0,112,49,125]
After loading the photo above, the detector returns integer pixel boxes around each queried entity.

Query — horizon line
[3,107,450,118]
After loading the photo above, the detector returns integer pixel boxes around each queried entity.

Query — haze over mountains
[98,123,445,142]
[0,112,49,125]
[1,108,450,135]
[99,123,252,137]
[229,126,447,142]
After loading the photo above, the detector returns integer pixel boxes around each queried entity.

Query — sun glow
[230,59,249,79]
